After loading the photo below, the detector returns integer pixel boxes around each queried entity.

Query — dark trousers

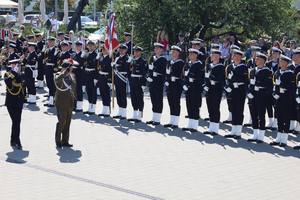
[206,86,223,123]
[55,106,72,144]
[226,92,232,113]
[7,104,23,145]
[231,88,246,125]
[45,67,56,96]
[149,76,164,113]
[129,77,144,111]
[276,95,292,133]
[186,86,202,120]
[167,82,182,116]
[98,75,111,106]
[266,95,274,118]
[250,92,269,130]
[115,75,127,108]
[37,61,44,81]
[25,68,36,95]
[85,71,97,104]
[74,69,83,101]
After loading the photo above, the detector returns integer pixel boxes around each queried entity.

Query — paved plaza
[1,81,300,200]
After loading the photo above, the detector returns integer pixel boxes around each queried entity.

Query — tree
[113,0,298,50]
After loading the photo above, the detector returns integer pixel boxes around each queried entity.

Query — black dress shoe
[225,134,235,138]
[293,146,300,150]
[164,124,172,128]
[28,102,37,105]
[44,103,54,107]
[128,118,136,122]
[146,121,154,124]
[113,115,121,119]
[185,115,189,118]
[56,143,62,148]
[204,118,209,121]
[203,131,211,135]
[152,122,160,126]
[182,127,191,131]
[234,135,242,140]
[171,125,178,129]
[256,140,264,144]
[293,131,300,135]
[62,143,73,147]
[223,120,232,124]
[98,114,110,117]
[243,123,252,127]
[119,117,126,120]
[15,144,22,150]
[247,138,257,142]
[270,141,280,146]
[189,128,198,132]
[75,109,83,113]
[279,143,287,147]
[210,132,218,136]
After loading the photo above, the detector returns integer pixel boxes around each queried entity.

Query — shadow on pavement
[56,147,82,163]
[6,149,29,164]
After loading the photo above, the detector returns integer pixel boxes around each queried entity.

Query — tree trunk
[67,0,89,31]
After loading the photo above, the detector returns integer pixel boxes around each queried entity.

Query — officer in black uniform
[11,31,23,54]
[191,38,206,63]
[43,36,59,107]
[72,40,85,112]
[4,59,26,150]
[182,48,205,132]
[164,45,184,128]
[95,47,112,117]
[265,47,282,129]
[247,52,273,143]
[36,32,46,88]
[83,40,98,115]
[128,46,148,122]
[146,42,168,125]
[22,42,38,104]
[292,48,300,136]
[203,49,225,135]
[124,32,134,55]
[270,55,295,147]
[57,41,71,67]
[224,49,249,139]
[3,43,20,70]
[112,44,130,119]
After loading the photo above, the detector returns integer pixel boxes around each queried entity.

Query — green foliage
[113,0,299,51]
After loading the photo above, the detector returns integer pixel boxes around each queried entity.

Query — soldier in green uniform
[54,58,77,148]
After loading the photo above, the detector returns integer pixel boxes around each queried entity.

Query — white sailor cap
[232,49,244,56]
[188,48,200,55]
[251,45,261,51]
[28,42,37,47]
[211,43,221,49]
[133,46,143,51]
[191,38,204,45]
[272,47,282,53]
[171,45,182,52]
[280,55,291,62]
[210,49,221,55]
[8,59,20,64]
[75,40,83,46]
[154,42,164,48]
[256,52,268,60]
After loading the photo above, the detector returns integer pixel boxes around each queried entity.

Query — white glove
[210,80,216,85]
[296,98,300,104]
[250,79,255,85]
[183,85,188,91]
[225,87,232,93]
[204,86,209,92]
[254,86,259,91]
[166,68,171,74]
[148,64,154,70]
[228,72,233,79]
[111,62,116,67]
[32,70,38,78]
[142,86,146,90]
[147,77,153,82]
[247,93,254,99]
[127,56,133,63]
[93,79,98,86]
[165,82,169,86]
[273,94,280,100]
[275,79,281,85]
[233,82,238,88]
[205,72,210,78]
[279,88,286,94]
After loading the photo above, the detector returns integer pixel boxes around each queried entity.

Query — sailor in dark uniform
[224,49,249,139]
[164,45,184,128]
[190,38,206,65]
[128,46,148,122]
[36,33,46,88]
[95,47,112,117]
[4,59,26,150]
[203,49,225,135]
[266,47,282,130]
[72,40,85,112]
[11,31,23,54]
[223,44,241,123]
[43,37,59,107]
[146,43,168,125]
[22,42,38,104]
[4,43,20,70]
[247,52,273,143]
[270,55,295,147]
[83,40,99,115]
[182,48,205,132]
[244,45,261,127]
[292,48,300,135]
[293,50,300,149]
[112,44,130,119]
[57,41,71,67]
[124,32,134,55]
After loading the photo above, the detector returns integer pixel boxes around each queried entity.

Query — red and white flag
[104,12,119,57]
[1,29,11,40]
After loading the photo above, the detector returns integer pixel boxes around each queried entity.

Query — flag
[104,12,119,57]
[1,29,11,40]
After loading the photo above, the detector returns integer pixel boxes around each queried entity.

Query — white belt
[131,74,142,78]
[26,65,37,68]
[99,71,109,75]
[46,63,55,66]
[85,68,95,72]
